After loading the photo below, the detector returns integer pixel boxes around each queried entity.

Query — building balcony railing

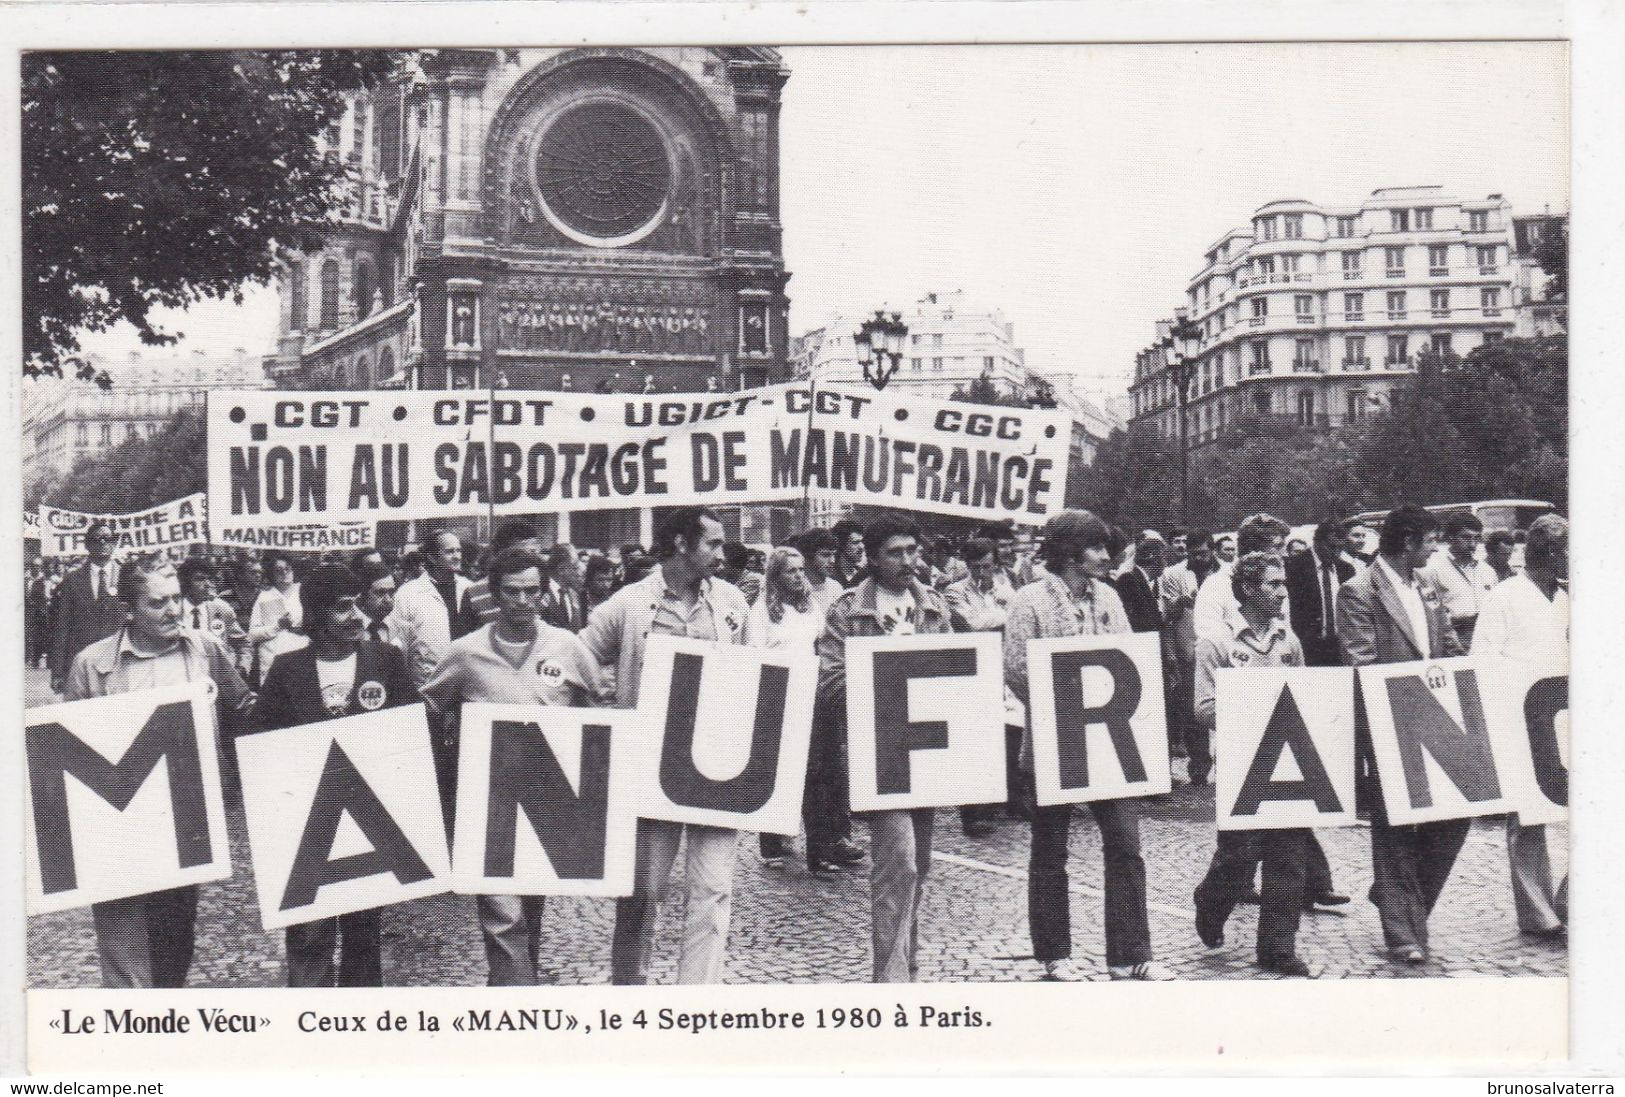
[1341,357,1373,372]
[1386,268,1406,278]
[1249,316,1266,327]
[1431,307,1451,318]
[1480,265,1500,275]
[1483,307,1502,317]
[1384,356,1412,368]
[1388,310,1407,320]
[1248,360,1272,375]
[1344,311,1365,322]
[1343,270,1363,280]
[1292,359,1321,373]
[1296,313,1316,324]
[1430,266,1449,276]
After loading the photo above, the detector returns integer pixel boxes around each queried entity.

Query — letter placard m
[25,683,229,914]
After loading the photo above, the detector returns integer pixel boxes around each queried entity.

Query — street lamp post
[1160,308,1204,524]
[853,309,909,391]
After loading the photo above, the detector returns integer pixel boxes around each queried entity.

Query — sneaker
[806,857,842,877]
[829,839,867,865]
[1260,954,1316,978]
[1108,961,1174,981]
[1393,946,1426,965]
[1041,959,1087,982]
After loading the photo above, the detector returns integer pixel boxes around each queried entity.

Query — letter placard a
[236,705,450,930]
[1215,667,1356,830]
[25,682,229,914]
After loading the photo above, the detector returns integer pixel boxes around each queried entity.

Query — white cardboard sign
[631,635,816,835]
[1215,667,1358,831]
[236,704,451,930]
[24,682,229,915]
[452,702,638,897]
[1359,657,1515,825]
[1025,631,1172,807]
[845,632,1007,812]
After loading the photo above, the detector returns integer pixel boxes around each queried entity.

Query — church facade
[264,47,793,547]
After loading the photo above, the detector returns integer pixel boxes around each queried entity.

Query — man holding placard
[63,558,254,987]
[817,515,953,983]
[1471,514,1569,939]
[1337,504,1467,965]
[253,564,418,986]
[422,546,604,983]
[1005,510,1170,982]
[1193,552,1315,977]
[579,506,752,985]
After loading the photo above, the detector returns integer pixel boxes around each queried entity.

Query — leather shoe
[1304,892,1351,910]
[807,858,841,876]
[1260,954,1315,978]
[829,839,867,865]
[962,820,996,838]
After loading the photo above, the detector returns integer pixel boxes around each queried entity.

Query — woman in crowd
[248,550,304,677]
[745,545,828,866]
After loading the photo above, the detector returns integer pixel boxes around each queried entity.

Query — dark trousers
[1196,829,1309,961]
[1369,810,1471,952]
[804,712,852,863]
[286,910,383,987]
[91,886,198,988]
[431,730,459,843]
[1173,660,1211,783]
[1028,798,1152,967]
[1305,832,1335,896]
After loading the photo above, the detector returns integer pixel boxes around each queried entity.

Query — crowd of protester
[28,500,1567,990]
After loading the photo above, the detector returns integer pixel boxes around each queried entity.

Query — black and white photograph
[5,7,1610,1078]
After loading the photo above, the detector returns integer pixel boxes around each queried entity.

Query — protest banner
[213,521,375,552]
[845,632,1006,812]
[1024,632,1171,807]
[1482,661,1569,827]
[451,702,638,896]
[1214,667,1357,831]
[38,493,208,557]
[206,384,1071,532]
[1359,656,1514,826]
[236,705,450,930]
[632,635,816,834]
[24,682,229,915]
[24,509,40,541]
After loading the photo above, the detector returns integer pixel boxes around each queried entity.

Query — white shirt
[89,560,120,600]
[1377,556,1431,656]
[1470,573,1569,672]
[744,596,825,652]
[1194,557,1293,643]
[875,586,918,636]
[807,575,844,614]
[1423,549,1499,621]
[314,653,358,715]
[250,584,304,673]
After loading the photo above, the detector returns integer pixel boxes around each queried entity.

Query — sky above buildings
[72,41,1568,406]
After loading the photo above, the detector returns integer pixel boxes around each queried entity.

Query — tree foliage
[23,49,398,378]
[1080,336,1568,534]
[41,409,207,514]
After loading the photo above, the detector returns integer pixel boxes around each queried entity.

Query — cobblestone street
[25,671,1567,988]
